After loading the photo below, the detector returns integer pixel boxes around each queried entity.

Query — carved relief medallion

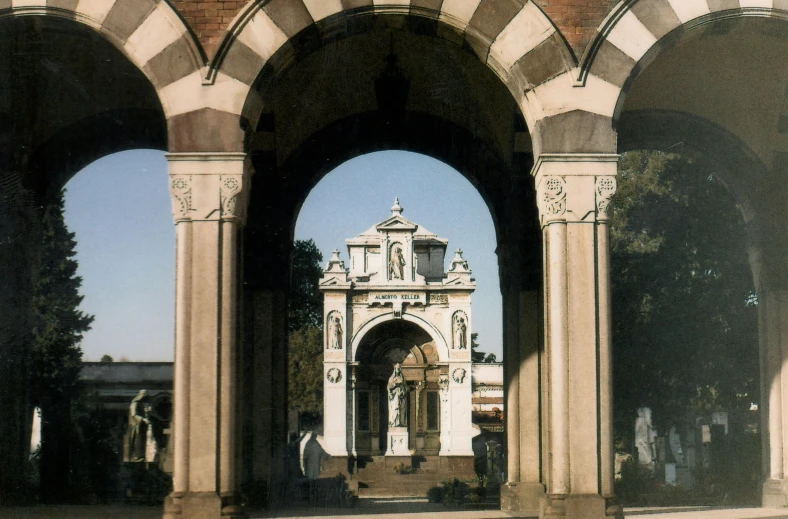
[326,368,342,384]
[452,368,466,384]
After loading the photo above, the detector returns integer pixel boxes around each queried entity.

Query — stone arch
[583,0,788,122]
[210,0,573,133]
[350,312,449,364]
[530,1,788,156]
[1,0,204,121]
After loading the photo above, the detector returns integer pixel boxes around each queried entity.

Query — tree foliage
[287,327,323,415]
[288,239,324,333]
[29,190,94,502]
[288,239,324,417]
[611,151,758,438]
[471,333,497,363]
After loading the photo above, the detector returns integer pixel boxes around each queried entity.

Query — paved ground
[2,501,788,519]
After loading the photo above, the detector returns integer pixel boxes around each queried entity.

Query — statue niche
[326,311,343,350]
[389,243,405,280]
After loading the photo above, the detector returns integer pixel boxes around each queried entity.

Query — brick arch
[2,0,204,120]
[209,0,574,132]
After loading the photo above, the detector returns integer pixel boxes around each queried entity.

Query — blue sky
[65,149,502,361]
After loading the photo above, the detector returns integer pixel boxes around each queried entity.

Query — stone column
[745,207,788,506]
[533,154,622,519]
[163,153,250,519]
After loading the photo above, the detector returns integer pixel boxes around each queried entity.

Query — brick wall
[170,0,246,59]
[534,0,618,57]
[170,0,616,61]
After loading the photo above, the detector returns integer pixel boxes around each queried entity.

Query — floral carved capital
[595,176,617,219]
[170,176,194,221]
[539,176,567,221]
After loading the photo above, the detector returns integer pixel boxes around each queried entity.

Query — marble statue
[454,314,467,349]
[635,407,656,470]
[668,425,684,465]
[328,314,342,349]
[387,363,408,427]
[128,389,150,462]
[389,245,405,280]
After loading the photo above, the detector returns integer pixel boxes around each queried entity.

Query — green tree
[471,333,497,363]
[611,151,758,438]
[287,327,323,415]
[288,239,323,333]
[287,239,325,420]
[29,190,94,503]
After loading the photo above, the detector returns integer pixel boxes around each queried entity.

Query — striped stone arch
[2,1,204,119]
[209,0,575,135]
[526,0,788,156]
[584,0,788,122]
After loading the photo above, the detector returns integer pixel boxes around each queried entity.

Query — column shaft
[546,222,569,495]
[164,153,250,519]
[532,153,621,519]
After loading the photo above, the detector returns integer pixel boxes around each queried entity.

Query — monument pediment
[375,215,418,232]
[444,276,474,287]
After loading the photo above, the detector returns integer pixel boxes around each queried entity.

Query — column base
[163,492,247,519]
[543,495,623,519]
[763,479,788,507]
[500,482,545,516]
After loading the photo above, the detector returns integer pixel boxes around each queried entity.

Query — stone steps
[351,455,477,497]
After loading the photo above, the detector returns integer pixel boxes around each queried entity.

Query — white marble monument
[320,199,476,461]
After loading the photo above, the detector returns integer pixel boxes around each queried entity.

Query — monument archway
[353,319,442,457]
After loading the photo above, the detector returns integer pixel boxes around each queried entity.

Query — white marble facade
[320,199,476,458]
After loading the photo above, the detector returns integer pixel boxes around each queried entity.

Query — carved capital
[167,153,251,224]
[537,176,567,223]
[532,153,619,227]
[595,176,617,220]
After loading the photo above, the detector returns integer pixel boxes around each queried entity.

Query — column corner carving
[167,152,252,225]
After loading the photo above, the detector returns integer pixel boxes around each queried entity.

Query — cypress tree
[30,189,93,503]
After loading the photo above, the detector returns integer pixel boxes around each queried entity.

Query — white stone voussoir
[160,71,249,119]
[527,72,621,122]
[666,0,711,24]
[439,0,483,31]
[11,0,46,7]
[124,1,187,68]
[237,9,289,64]
[489,2,555,71]
[606,10,657,63]
[74,0,117,29]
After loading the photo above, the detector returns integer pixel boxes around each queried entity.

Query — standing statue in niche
[454,314,467,349]
[389,245,405,280]
[327,313,343,349]
[387,363,408,427]
[128,389,150,462]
